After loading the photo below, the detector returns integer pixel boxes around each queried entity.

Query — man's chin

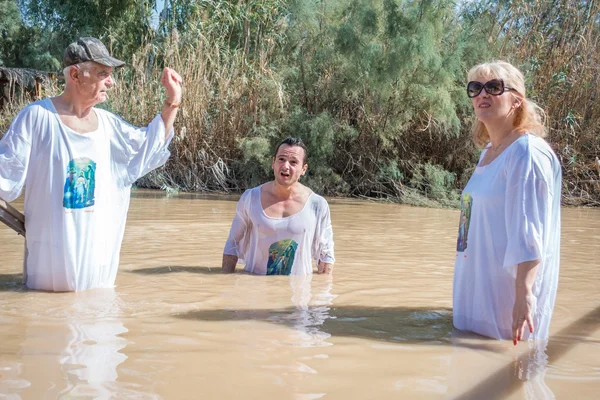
[275,177,296,186]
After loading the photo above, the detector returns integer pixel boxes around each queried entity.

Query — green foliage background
[1,0,599,207]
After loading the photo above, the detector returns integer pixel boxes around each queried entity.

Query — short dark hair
[274,137,308,164]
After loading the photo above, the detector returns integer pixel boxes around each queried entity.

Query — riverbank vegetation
[1,0,599,207]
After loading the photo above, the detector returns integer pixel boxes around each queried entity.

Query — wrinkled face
[77,62,114,104]
[470,75,519,124]
[272,144,307,187]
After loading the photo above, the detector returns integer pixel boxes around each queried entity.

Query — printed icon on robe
[266,239,298,275]
[457,192,472,252]
[63,158,97,209]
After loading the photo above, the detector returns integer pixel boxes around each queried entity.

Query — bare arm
[159,68,183,138]
[512,259,540,345]
[222,254,239,273]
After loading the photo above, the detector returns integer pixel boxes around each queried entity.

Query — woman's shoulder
[509,134,556,160]
[506,134,560,174]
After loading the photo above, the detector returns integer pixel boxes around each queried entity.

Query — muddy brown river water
[0,191,598,399]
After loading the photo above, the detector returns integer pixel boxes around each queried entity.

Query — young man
[0,37,182,291]
[222,137,335,275]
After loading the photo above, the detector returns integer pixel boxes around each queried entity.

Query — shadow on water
[174,305,467,345]
[174,302,600,358]
[129,266,222,275]
[175,302,600,397]
[0,273,24,291]
[451,305,600,400]
[0,265,224,290]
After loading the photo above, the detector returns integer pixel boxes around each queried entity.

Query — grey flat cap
[63,37,125,68]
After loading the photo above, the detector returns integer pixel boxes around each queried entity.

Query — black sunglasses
[466,79,515,98]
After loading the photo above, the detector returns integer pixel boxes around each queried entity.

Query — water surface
[0,191,598,399]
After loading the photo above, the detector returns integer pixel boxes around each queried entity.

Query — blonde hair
[467,61,547,148]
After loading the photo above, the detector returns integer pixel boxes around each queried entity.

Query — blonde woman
[453,61,561,345]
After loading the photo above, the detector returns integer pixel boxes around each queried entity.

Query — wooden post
[0,199,26,284]
[0,199,26,285]
[0,199,25,236]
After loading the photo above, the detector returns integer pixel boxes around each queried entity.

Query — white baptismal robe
[453,134,561,340]
[224,185,335,275]
[0,99,172,291]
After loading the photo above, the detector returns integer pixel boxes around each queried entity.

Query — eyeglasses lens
[467,79,504,98]
[467,82,483,98]
[484,80,503,95]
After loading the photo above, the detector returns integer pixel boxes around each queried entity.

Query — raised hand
[160,67,183,105]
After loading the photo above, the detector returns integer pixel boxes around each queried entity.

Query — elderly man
[0,37,182,291]
[222,137,335,275]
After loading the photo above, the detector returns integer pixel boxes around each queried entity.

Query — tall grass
[476,0,600,205]
[107,30,284,193]
[1,0,599,207]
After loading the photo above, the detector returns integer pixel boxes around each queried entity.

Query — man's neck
[53,92,96,119]
[270,181,304,200]
[51,93,100,134]
[271,181,302,200]
[261,181,311,218]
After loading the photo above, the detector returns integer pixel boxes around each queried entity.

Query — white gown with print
[0,99,172,291]
[453,134,561,340]
[223,185,335,275]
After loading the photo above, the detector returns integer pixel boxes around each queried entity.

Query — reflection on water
[287,275,335,348]
[57,293,128,398]
[519,342,554,399]
[59,321,128,397]
[447,334,554,400]
[0,192,599,398]
[0,290,159,399]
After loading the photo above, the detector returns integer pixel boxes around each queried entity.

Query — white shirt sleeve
[110,113,173,187]
[223,189,252,261]
[0,108,33,202]
[503,145,547,274]
[312,199,335,264]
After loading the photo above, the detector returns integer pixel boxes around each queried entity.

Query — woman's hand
[512,292,536,345]
[513,260,540,345]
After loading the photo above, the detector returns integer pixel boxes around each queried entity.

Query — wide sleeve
[223,189,252,262]
[312,199,335,264]
[503,146,549,275]
[0,109,33,202]
[111,113,174,187]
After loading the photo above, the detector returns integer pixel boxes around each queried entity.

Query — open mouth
[280,171,290,178]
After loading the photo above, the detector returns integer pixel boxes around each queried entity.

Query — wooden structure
[0,198,26,283]
[0,67,54,109]
[0,198,25,237]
